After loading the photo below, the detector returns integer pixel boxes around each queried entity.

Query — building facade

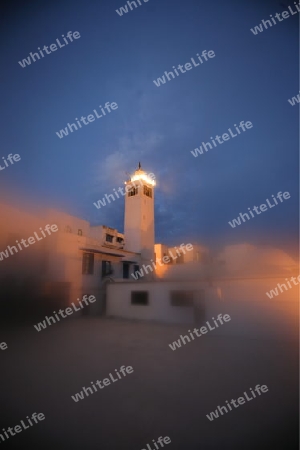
[2,163,295,329]
[1,163,196,317]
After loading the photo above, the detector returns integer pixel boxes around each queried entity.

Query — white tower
[124,163,155,263]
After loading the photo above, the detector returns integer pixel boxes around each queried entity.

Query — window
[123,263,130,279]
[106,234,114,243]
[131,291,149,305]
[133,265,140,277]
[170,291,194,307]
[82,253,94,275]
[116,237,124,243]
[128,186,138,197]
[102,261,112,278]
[78,229,83,236]
[64,225,72,233]
[143,185,152,198]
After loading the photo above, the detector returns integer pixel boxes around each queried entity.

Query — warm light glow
[130,173,156,186]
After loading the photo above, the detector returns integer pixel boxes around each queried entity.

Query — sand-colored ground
[1,317,298,449]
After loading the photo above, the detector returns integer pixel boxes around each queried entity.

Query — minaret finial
[138,161,141,170]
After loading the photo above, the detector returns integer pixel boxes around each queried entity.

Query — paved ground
[1,317,298,450]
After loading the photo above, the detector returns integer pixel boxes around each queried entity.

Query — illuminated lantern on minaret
[124,162,155,263]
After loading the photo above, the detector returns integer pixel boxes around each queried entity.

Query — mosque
[0,163,297,331]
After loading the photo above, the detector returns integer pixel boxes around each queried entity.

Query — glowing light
[130,173,156,186]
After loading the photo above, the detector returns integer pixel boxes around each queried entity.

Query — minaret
[124,163,155,263]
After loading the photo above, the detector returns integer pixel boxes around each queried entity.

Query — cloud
[90,132,163,192]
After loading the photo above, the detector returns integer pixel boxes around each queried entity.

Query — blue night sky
[0,0,298,256]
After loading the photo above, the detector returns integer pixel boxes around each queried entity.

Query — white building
[1,163,204,318]
[1,163,297,336]
[124,162,155,264]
